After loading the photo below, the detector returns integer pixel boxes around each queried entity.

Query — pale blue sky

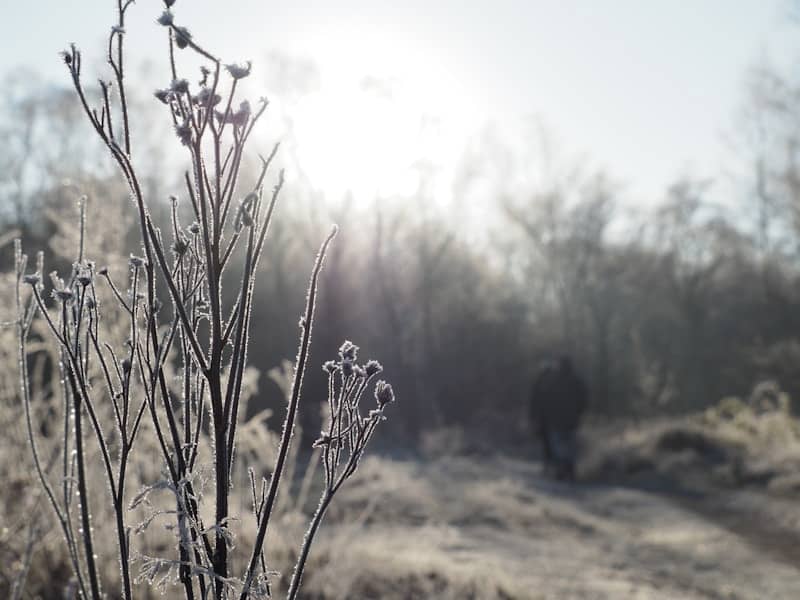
[1,0,798,205]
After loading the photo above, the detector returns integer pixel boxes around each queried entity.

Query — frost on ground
[301,453,800,599]
[8,393,800,598]
[300,399,800,599]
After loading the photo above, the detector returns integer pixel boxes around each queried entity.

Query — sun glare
[291,79,419,200]
[278,23,475,205]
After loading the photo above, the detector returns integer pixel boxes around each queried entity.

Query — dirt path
[516,478,800,599]
[674,487,800,571]
[509,458,800,598]
[321,455,800,599]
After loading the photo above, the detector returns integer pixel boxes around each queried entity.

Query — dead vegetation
[582,381,800,496]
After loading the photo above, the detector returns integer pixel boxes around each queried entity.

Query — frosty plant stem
[16,1,395,599]
[286,349,395,599]
[239,227,337,599]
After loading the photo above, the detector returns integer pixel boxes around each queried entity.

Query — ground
[298,418,800,599]
[11,407,800,598]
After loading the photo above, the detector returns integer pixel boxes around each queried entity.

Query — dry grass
[582,390,800,495]
[7,424,800,598]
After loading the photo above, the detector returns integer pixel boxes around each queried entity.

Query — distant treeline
[3,56,800,443]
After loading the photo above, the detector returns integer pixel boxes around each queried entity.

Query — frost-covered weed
[13,2,395,599]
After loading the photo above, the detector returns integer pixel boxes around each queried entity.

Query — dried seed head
[157,10,174,26]
[194,87,221,107]
[154,89,171,104]
[170,78,190,95]
[172,237,189,256]
[53,288,74,303]
[86,297,96,310]
[341,360,354,378]
[121,358,132,374]
[163,0,176,7]
[23,273,40,286]
[218,100,252,127]
[374,380,395,408]
[174,26,192,49]
[175,121,193,146]
[364,360,383,377]
[98,266,109,276]
[111,25,125,35]
[188,222,200,235]
[237,99,251,119]
[339,340,359,362]
[76,266,93,286]
[225,61,252,80]
[323,360,338,374]
[129,255,145,269]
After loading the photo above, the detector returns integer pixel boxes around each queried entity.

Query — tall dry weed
[12,2,395,599]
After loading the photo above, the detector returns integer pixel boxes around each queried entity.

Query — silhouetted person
[530,356,588,480]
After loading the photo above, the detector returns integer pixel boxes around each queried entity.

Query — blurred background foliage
[4,44,800,451]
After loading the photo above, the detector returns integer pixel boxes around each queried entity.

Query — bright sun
[291,79,421,200]
[273,23,475,205]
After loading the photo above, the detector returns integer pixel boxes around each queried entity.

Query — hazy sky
[2,0,798,205]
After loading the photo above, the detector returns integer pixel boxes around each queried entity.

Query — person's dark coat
[529,357,588,479]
